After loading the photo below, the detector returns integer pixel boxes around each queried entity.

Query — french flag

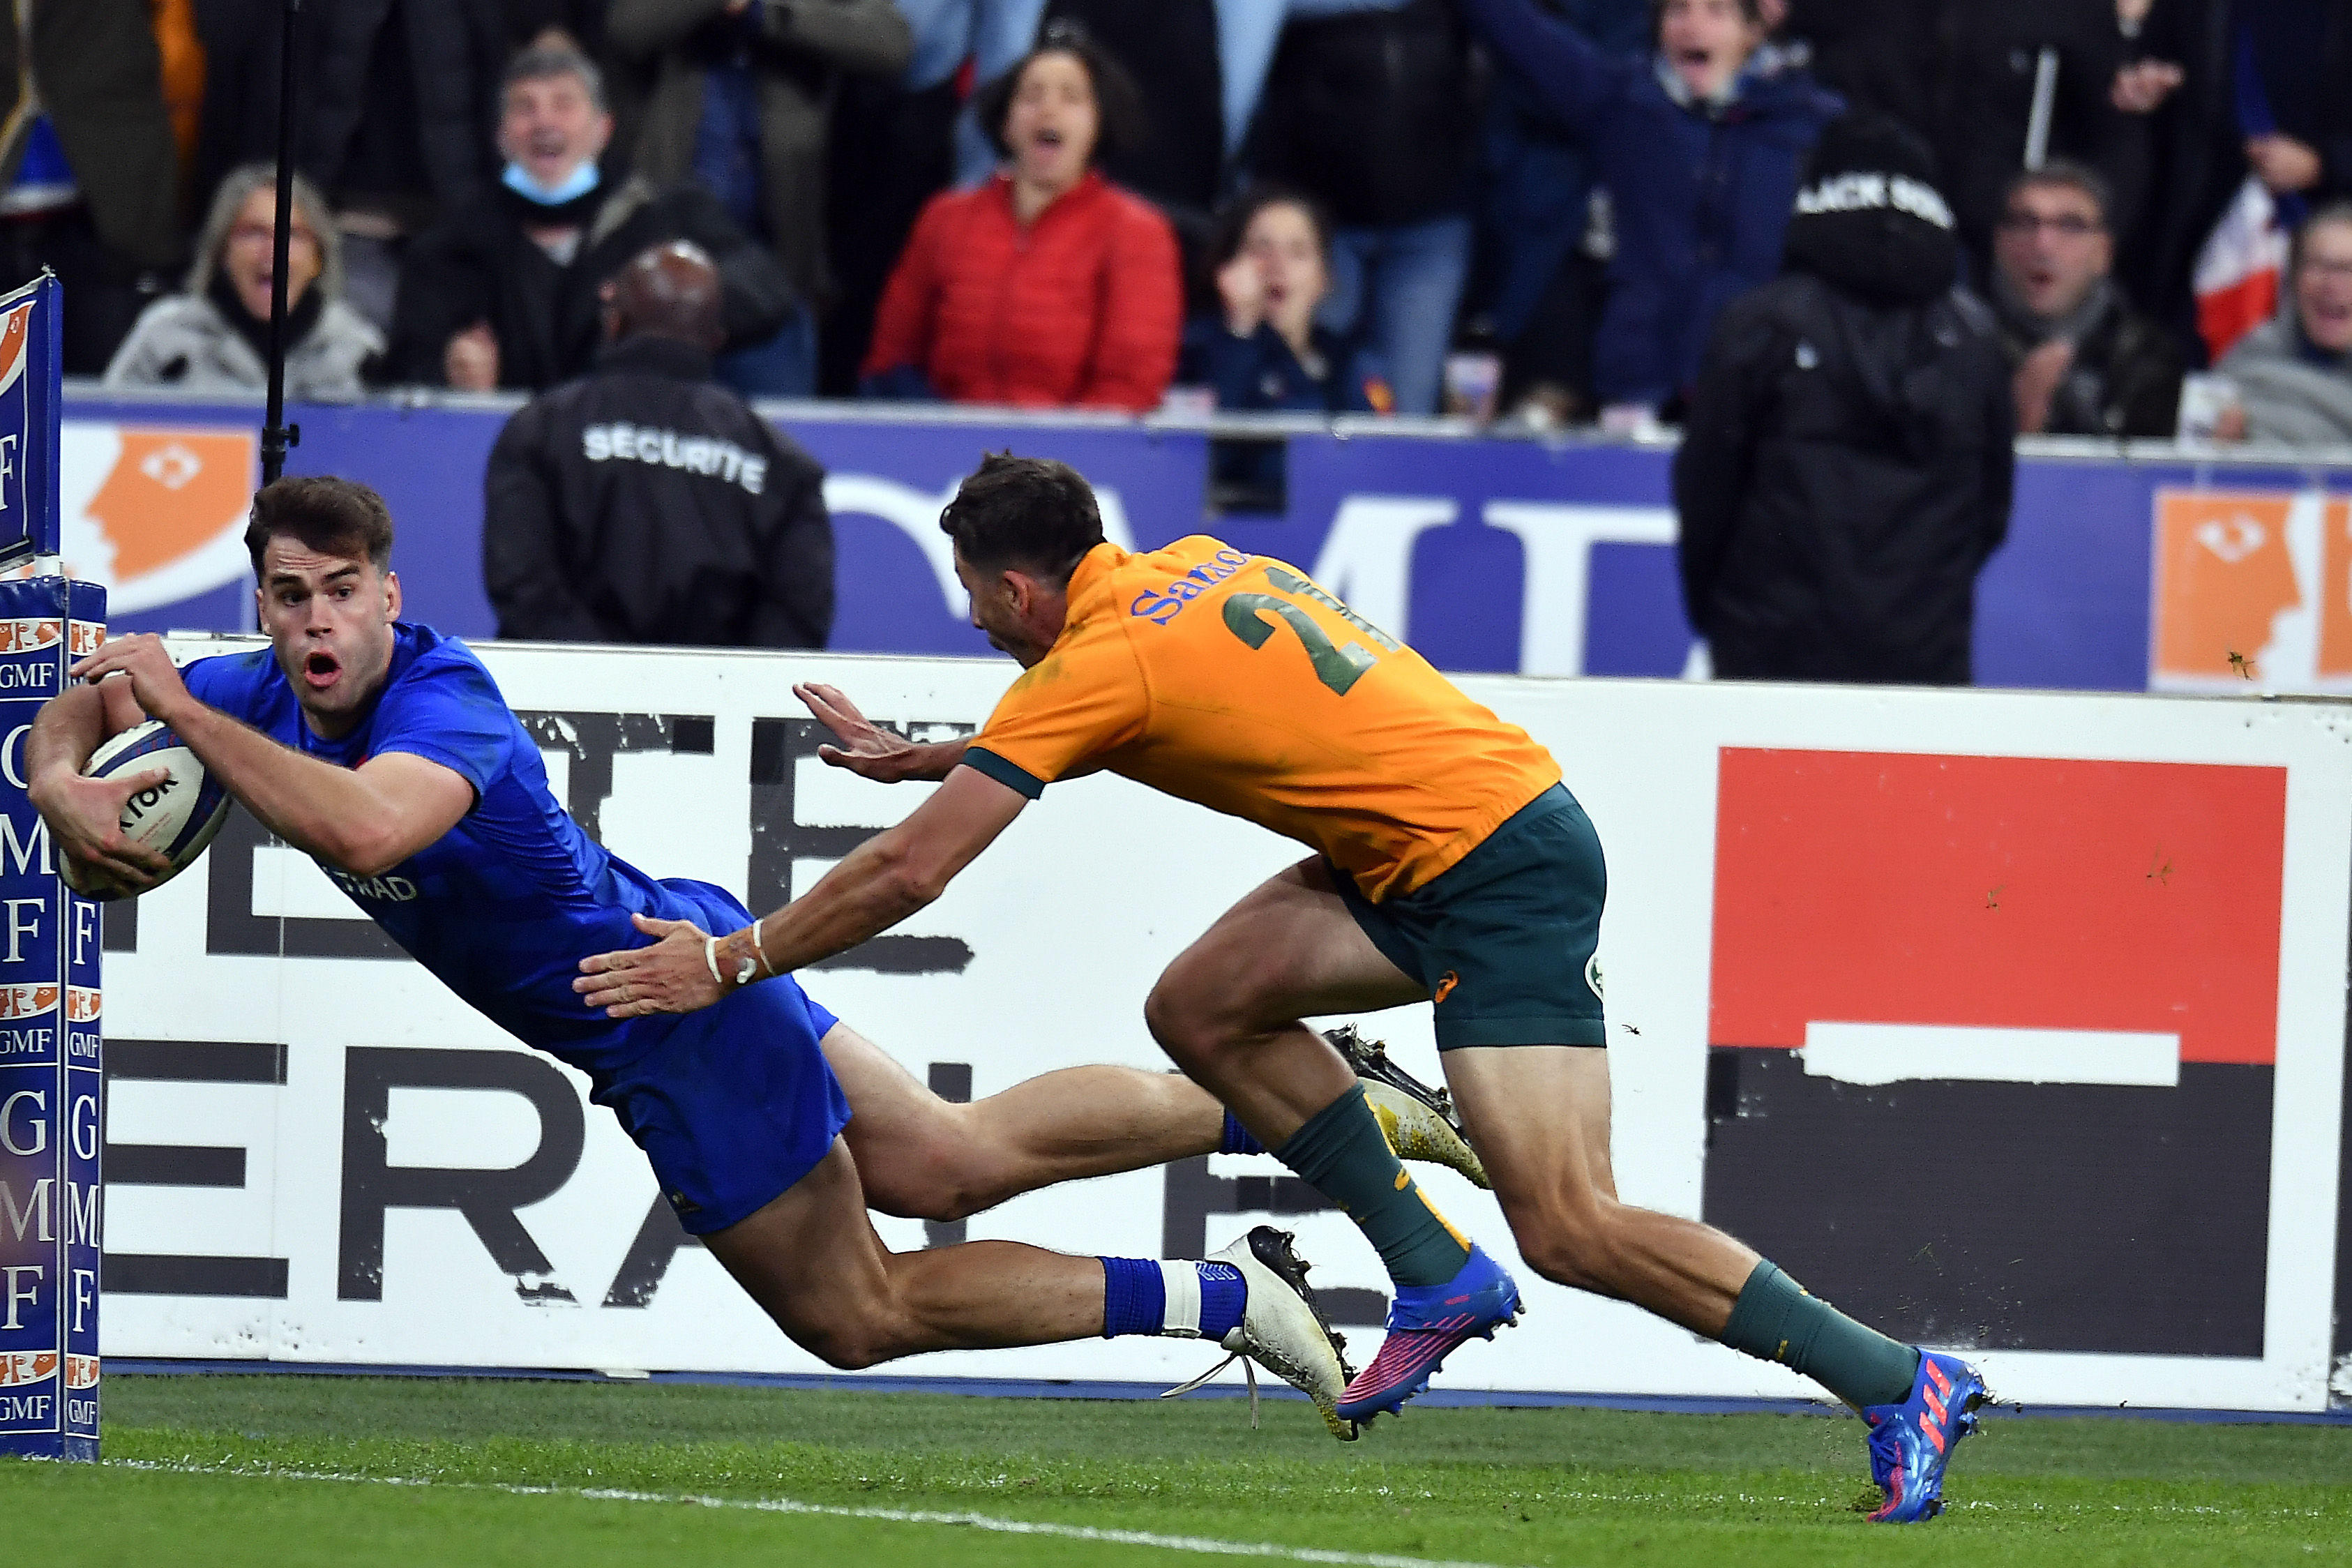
[2194,177,2291,364]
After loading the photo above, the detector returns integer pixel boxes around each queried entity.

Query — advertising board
[96,639,2351,1412]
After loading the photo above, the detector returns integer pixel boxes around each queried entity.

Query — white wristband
[732,919,760,988]
[753,916,776,977]
[704,935,724,986]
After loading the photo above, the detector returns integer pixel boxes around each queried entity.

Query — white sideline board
[88,639,2352,1412]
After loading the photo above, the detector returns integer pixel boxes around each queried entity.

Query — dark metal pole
[260,0,303,486]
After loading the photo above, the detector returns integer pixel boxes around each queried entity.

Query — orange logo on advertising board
[67,620,101,657]
[2151,490,2352,692]
[45,425,259,616]
[0,1352,59,1387]
[64,986,98,1023]
[64,1355,98,1391]
[0,984,59,1019]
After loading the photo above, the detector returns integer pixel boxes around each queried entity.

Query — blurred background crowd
[11,0,2351,450]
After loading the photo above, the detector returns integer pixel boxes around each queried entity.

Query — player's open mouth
[303,651,341,690]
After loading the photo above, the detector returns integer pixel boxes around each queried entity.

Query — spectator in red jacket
[859,19,1181,411]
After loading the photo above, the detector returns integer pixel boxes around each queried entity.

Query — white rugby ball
[59,719,232,900]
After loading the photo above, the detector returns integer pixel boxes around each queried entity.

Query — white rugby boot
[1162,1225,1359,1441]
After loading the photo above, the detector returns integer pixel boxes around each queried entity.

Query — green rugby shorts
[1330,783,1607,1049]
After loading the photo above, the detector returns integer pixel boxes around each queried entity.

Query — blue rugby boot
[1862,1350,1989,1523]
[1335,1244,1521,1424]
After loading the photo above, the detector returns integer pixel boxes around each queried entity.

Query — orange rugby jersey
[963,536,1562,901]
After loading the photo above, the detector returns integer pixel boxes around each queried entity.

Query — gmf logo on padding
[0,984,58,1019]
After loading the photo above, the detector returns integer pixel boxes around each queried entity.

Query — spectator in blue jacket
[1457,0,1844,419]
[1180,186,1392,416]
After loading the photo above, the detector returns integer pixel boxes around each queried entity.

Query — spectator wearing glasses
[861,21,1180,409]
[1456,0,1844,422]
[103,165,382,397]
[1776,0,2143,278]
[1992,162,2182,437]
[2219,203,2352,445]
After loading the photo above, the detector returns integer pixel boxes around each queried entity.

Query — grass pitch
[1,1374,2346,1567]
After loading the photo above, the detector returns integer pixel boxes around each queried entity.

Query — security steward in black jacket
[1674,114,2014,686]
[482,239,834,648]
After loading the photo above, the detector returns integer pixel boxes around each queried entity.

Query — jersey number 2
[1222,591,1378,695]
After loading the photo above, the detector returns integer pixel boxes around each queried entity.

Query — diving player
[27,474,1403,1434]
[580,453,1989,1521]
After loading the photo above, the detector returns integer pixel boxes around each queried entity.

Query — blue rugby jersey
[179,624,739,1067]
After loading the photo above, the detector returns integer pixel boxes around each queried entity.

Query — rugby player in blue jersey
[23,475,1477,1431]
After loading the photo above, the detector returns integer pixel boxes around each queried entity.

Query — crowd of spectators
[3,0,2349,450]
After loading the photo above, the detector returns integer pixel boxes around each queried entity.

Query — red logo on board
[1708,751,2286,1065]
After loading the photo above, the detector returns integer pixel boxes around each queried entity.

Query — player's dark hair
[244,476,396,578]
[939,453,1105,584]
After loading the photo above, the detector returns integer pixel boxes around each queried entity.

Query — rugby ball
[58,720,232,900]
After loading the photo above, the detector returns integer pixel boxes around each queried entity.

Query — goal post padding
[0,272,109,1462]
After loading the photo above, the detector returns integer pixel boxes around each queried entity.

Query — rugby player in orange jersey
[580,453,1987,1519]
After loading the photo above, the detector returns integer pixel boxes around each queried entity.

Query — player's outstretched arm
[577,764,1028,1019]
[66,635,474,877]
[797,681,967,782]
[26,679,176,889]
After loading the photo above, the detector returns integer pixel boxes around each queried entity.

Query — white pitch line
[103,1458,1512,1568]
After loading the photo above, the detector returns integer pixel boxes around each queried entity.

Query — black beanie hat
[1781,112,1960,305]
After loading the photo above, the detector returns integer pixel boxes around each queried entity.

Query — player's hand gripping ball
[55,721,232,900]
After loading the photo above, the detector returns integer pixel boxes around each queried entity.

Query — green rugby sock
[1276,1083,1471,1288]
[1720,1260,1920,1409]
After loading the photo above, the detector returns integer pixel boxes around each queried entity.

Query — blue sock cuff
[1197,1260,1246,1341]
[1099,1256,1166,1339]
[1219,1112,1267,1156]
